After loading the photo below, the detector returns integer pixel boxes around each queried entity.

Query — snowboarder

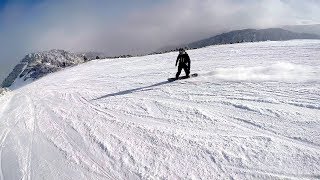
[175,48,191,79]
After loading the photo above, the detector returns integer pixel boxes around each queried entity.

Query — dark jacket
[175,53,191,69]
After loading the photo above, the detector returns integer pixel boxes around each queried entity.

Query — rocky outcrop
[80,52,107,61]
[1,49,85,88]
[0,88,9,96]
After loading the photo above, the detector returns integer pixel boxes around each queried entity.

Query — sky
[0,0,320,82]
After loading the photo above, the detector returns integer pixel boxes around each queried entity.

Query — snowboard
[168,73,198,82]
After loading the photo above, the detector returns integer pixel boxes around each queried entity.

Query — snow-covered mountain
[1,49,85,88]
[159,28,320,52]
[186,28,320,49]
[283,24,320,36]
[0,40,319,179]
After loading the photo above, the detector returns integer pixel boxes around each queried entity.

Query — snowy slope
[0,40,320,180]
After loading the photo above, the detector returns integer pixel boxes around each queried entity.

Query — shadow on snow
[92,81,172,100]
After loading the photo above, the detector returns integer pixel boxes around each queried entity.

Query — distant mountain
[283,24,320,36]
[186,28,320,49]
[1,49,86,88]
[159,28,320,52]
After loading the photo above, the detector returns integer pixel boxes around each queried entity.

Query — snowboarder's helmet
[179,48,185,53]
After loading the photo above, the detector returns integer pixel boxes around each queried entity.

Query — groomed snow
[0,40,320,179]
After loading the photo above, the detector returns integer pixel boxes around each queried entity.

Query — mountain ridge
[1,49,86,88]
[159,28,320,52]
[282,24,320,36]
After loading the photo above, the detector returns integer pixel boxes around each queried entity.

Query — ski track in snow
[0,40,320,179]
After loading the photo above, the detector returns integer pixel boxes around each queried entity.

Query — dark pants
[176,63,190,79]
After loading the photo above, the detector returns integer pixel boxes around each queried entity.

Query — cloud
[0,0,320,82]
[100,0,320,53]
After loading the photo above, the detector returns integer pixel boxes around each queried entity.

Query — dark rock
[1,49,84,88]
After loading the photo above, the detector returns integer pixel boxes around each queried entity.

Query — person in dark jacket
[175,48,191,79]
